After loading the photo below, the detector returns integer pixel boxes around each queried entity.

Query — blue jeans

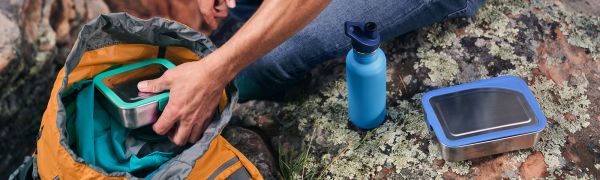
[231,0,486,101]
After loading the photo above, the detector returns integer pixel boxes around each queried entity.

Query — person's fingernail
[227,0,236,8]
[138,81,148,91]
[215,4,227,11]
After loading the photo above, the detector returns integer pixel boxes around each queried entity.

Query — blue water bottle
[345,21,387,129]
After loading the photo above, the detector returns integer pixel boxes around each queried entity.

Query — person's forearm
[206,0,331,82]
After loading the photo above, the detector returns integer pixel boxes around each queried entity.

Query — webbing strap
[207,157,239,180]
[226,168,251,180]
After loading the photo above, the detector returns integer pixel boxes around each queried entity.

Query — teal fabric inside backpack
[63,80,182,177]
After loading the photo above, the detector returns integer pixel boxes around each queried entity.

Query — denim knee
[444,0,487,19]
[233,0,488,101]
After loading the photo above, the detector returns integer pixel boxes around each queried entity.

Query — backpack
[10,13,263,180]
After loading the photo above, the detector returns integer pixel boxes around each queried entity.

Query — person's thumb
[138,77,169,93]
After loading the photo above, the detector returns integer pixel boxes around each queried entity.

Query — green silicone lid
[93,58,175,109]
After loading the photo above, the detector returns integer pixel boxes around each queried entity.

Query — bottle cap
[344,21,381,54]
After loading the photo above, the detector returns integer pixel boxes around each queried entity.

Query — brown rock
[472,154,519,180]
[434,159,445,167]
[563,149,582,163]
[537,27,597,85]
[21,0,43,44]
[49,0,109,45]
[0,13,19,71]
[0,0,109,178]
[222,126,279,179]
[564,112,577,122]
[84,0,110,20]
[50,0,74,42]
[560,0,600,16]
[519,152,548,179]
[231,100,282,138]
[567,136,577,144]
[372,166,397,179]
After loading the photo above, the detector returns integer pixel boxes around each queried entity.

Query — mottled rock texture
[0,0,108,178]
[1,0,600,179]
[222,126,279,179]
[233,0,600,179]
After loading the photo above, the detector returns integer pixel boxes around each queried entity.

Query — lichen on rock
[529,75,592,175]
[464,0,524,42]
[246,0,600,179]
[235,0,600,179]
[278,77,476,179]
[489,41,537,79]
[426,23,457,49]
[559,5,600,59]
[531,76,591,134]
[414,49,459,87]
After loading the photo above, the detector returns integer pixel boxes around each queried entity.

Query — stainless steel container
[94,59,175,129]
[422,76,546,161]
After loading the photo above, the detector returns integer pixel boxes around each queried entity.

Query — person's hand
[137,59,227,146]
[197,0,236,31]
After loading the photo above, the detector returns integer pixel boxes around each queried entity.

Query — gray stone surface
[222,126,279,179]
[2,0,600,179]
[0,0,108,178]
[232,0,600,179]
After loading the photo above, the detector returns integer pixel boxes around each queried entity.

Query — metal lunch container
[93,58,175,129]
[421,76,547,161]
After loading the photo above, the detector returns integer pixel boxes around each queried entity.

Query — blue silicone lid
[421,76,547,148]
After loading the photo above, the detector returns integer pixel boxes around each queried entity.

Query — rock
[560,0,600,16]
[519,152,548,179]
[2,0,600,178]
[0,12,19,71]
[51,0,74,42]
[0,0,108,178]
[222,126,279,179]
[232,101,282,138]
[471,154,520,179]
[84,0,110,22]
[231,0,600,178]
